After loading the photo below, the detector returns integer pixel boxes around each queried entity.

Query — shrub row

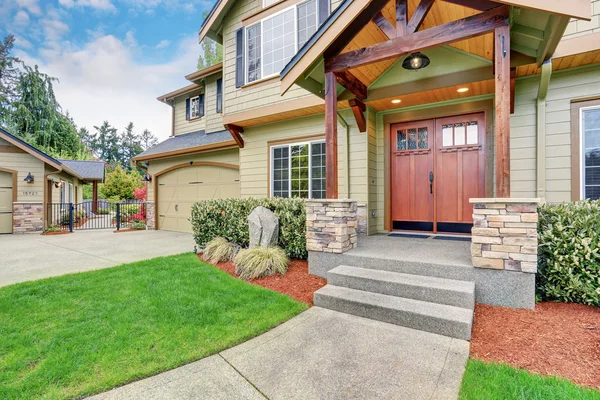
[537,200,600,306]
[191,198,307,259]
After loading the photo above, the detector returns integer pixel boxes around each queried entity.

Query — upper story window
[186,94,204,120]
[581,106,600,200]
[244,0,328,84]
[191,96,201,118]
[216,78,223,113]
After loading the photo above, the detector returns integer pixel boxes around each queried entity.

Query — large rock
[248,206,279,248]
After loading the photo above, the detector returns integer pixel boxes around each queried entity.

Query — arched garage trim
[153,161,240,230]
[0,167,18,202]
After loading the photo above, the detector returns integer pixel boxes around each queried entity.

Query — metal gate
[47,201,146,231]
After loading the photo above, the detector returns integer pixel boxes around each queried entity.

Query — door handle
[175,204,178,212]
[429,171,434,194]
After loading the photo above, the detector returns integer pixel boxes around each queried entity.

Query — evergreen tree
[93,121,120,164]
[119,122,143,168]
[197,11,223,69]
[0,34,21,128]
[140,128,158,150]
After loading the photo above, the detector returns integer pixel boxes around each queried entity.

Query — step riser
[327,273,475,310]
[314,292,472,341]
[342,254,475,282]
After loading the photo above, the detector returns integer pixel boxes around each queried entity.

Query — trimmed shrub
[538,200,600,306]
[97,208,110,215]
[234,246,289,280]
[203,237,237,264]
[190,198,306,259]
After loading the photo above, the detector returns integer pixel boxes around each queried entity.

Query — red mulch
[41,230,72,235]
[198,254,326,305]
[471,302,600,389]
[113,228,144,233]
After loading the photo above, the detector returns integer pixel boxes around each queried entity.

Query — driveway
[0,230,195,287]
[89,307,469,400]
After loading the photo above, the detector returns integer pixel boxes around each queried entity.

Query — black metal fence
[47,201,146,232]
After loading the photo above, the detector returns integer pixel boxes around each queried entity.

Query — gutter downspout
[337,111,350,198]
[536,59,552,200]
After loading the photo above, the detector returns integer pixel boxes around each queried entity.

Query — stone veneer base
[13,202,44,234]
[146,201,155,230]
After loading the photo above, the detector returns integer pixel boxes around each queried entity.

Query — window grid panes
[190,96,200,118]
[442,121,478,147]
[272,141,325,199]
[396,129,407,150]
[583,107,600,200]
[263,9,296,77]
[397,127,429,150]
[298,0,318,49]
[247,24,261,83]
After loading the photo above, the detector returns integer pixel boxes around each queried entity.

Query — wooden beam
[334,70,368,100]
[396,0,408,36]
[440,0,500,11]
[512,24,544,41]
[406,0,435,34]
[494,25,511,198]
[325,6,509,73]
[224,124,245,148]
[349,98,367,133]
[512,44,537,58]
[324,0,391,58]
[492,0,591,21]
[325,72,338,199]
[536,15,570,66]
[373,11,396,40]
[510,67,516,114]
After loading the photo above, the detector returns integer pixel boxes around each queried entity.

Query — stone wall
[357,203,367,235]
[13,202,44,234]
[306,199,358,253]
[470,198,540,273]
[146,201,155,230]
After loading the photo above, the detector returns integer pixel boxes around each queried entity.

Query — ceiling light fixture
[402,52,430,71]
[391,99,402,104]
[457,87,469,93]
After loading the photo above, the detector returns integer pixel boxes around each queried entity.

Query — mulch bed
[41,231,72,235]
[198,254,326,305]
[471,302,600,389]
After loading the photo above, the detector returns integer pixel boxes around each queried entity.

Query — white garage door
[157,165,240,233]
[0,171,13,234]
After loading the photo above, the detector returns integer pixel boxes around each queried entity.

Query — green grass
[460,360,600,400]
[0,253,307,399]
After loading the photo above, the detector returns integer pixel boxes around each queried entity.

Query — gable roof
[59,160,105,181]
[132,129,237,161]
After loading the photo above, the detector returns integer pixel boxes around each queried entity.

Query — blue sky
[1,0,217,140]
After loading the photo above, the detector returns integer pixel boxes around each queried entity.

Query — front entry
[391,113,485,233]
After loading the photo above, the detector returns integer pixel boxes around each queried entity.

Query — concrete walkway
[0,230,195,287]
[89,307,470,400]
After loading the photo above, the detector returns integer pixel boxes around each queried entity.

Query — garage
[0,170,14,234]
[156,163,240,233]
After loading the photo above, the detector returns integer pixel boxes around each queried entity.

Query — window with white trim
[245,0,326,84]
[190,96,201,119]
[271,140,326,199]
[581,106,600,200]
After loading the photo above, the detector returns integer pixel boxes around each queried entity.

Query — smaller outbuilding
[0,127,105,234]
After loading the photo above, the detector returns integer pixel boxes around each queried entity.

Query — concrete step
[314,285,473,340]
[341,252,475,282]
[327,265,475,310]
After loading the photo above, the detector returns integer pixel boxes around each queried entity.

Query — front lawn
[0,253,307,399]
[460,360,600,400]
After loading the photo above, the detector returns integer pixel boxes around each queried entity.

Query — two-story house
[133,0,599,237]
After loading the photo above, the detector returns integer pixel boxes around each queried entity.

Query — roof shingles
[134,129,234,160]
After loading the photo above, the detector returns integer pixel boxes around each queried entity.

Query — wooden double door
[390,113,485,233]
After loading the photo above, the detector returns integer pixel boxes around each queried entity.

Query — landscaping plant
[538,200,600,306]
[203,237,237,264]
[190,197,306,259]
[234,246,289,280]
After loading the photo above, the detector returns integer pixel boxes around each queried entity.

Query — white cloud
[40,18,70,42]
[13,10,29,26]
[155,39,170,49]
[15,0,41,16]
[14,36,32,49]
[59,0,118,13]
[16,32,199,141]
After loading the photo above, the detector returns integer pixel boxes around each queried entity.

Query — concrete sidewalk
[0,230,195,287]
[89,307,469,400]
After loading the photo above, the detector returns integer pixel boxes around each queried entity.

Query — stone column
[145,201,155,230]
[356,203,368,235]
[13,203,44,234]
[305,199,358,253]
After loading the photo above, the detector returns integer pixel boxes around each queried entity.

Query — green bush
[97,208,110,215]
[234,246,289,280]
[190,198,307,259]
[538,200,600,306]
[203,237,238,264]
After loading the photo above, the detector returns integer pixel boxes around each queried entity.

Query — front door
[390,112,486,233]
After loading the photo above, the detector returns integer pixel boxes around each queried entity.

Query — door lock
[429,171,434,194]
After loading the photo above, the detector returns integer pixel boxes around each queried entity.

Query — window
[581,106,600,200]
[245,0,325,84]
[216,78,223,113]
[190,96,200,118]
[442,121,479,147]
[396,127,429,151]
[271,140,326,199]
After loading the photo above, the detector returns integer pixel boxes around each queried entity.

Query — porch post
[92,181,98,214]
[494,24,511,197]
[325,71,339,199]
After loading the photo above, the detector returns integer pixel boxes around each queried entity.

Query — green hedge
[191,198,307,259]
[538,200,600,306]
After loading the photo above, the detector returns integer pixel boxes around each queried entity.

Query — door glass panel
[418,127,428,149]
[454,123,466,146]
[466,121,478,144]
[442,124,453,146]
[396,130,407,150]
[408,128,417,149]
